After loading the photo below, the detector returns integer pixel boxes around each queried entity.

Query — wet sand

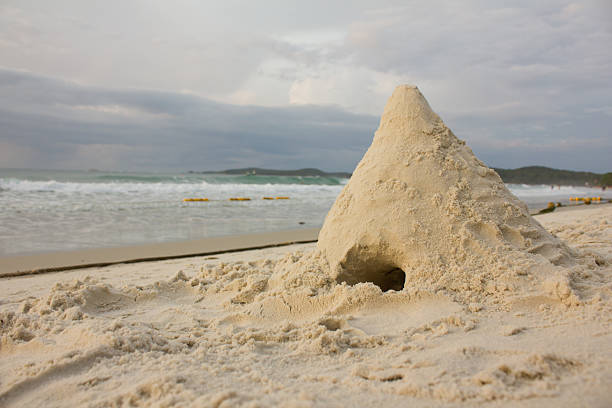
[0,228,319,277]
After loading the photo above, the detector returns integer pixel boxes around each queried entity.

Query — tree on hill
[493,166,602,186]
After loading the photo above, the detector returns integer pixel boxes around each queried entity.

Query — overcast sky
[1,0,611,172]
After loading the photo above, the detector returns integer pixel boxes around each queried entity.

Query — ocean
[0,168,606,256]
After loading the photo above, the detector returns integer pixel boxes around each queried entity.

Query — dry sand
[0,204,611,407]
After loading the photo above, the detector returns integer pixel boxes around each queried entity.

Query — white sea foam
[2,178,599,198]
[506,184,603,198]
[0,178,344,195]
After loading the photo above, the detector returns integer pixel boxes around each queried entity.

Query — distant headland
[191,167,353,179]
[190,166,611,187]
[493,166,609,187]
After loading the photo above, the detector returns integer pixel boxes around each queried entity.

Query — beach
[1,203,611,407]
[2,1,610,406]
[0,228,319,278]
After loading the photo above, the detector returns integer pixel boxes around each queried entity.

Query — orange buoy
[262,197,274,200]
[276,196,289,200]
[184,198,209,202]
[229,197,251,201]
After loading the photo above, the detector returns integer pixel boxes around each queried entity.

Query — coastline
[2,166,607,257]
[1,203,609,278]
[0,228,318,278]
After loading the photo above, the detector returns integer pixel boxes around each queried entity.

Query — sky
[0,0,611,173]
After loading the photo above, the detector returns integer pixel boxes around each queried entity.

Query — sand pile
[318,85,576,304]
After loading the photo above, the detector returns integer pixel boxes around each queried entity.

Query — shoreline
[1,203,609,278]
[529,200,610,215]
[0,228,318,278]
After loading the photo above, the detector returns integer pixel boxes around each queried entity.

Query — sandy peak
[377,85,442,135]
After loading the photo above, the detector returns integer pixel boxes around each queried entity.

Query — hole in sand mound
[375,268,406,292]
[337,266,406,292]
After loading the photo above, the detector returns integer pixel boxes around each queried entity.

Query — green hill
[493,166,604,186]
[197,167,352,178]
[194,166,610,186]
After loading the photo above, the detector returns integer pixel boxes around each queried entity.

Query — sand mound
[318,85,576,304]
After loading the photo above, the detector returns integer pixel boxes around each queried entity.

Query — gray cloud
[1,67,610,173]
[0,68,378,171]
[0,1,610,173]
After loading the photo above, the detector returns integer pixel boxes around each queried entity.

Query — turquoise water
[0,168,605,256]
[0,169,345,186]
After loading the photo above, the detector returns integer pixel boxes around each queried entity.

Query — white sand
[0,204,611,407]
